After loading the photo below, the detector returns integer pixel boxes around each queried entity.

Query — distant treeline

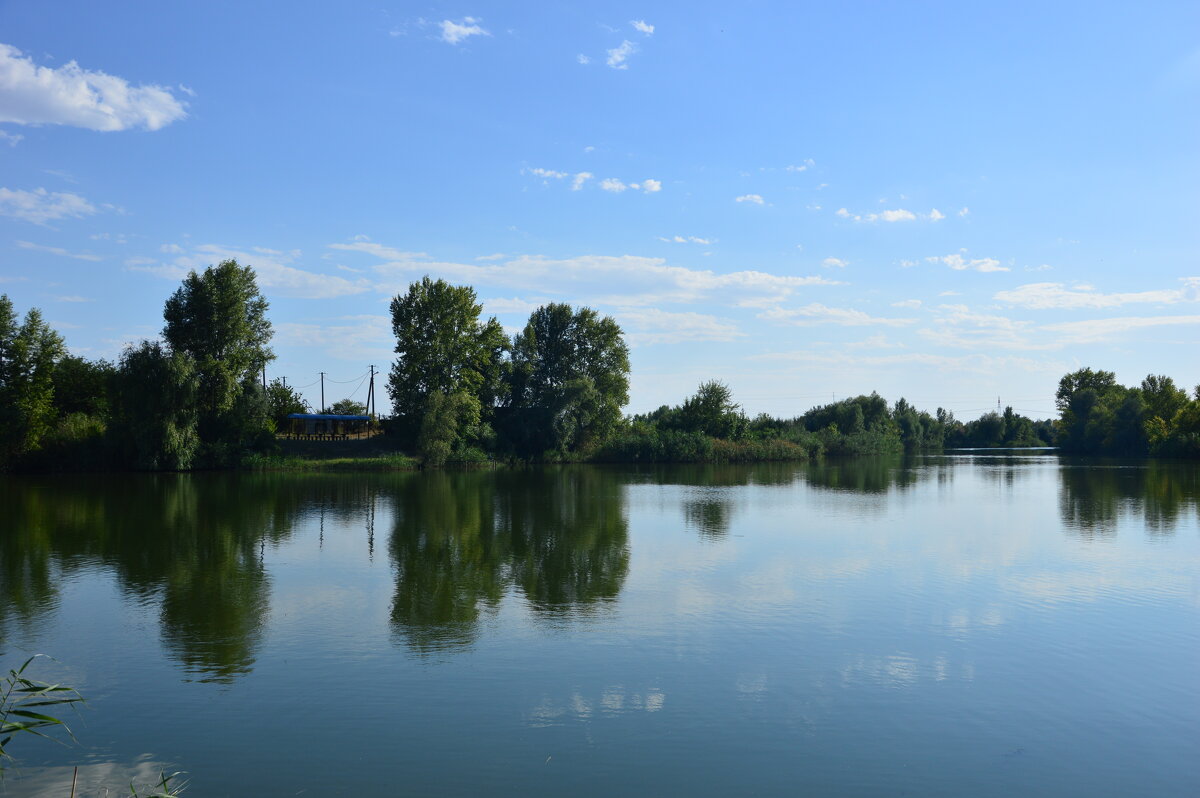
[1,265,1196,471]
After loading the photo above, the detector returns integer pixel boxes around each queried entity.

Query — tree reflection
[0,474,306,681]
[801,455,921,494]
[1058,460,1200,536]
[386,467,629,652]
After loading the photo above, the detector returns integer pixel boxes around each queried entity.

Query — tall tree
[0,295,65,466]
[162,260,273,456]
[110,340,200,471]
[508,303,630,454]
[387,276,506,442]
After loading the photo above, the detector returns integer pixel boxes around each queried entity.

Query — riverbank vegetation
[1,265,1196,471]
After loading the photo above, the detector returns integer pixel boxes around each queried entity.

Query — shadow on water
[386,467,629,653]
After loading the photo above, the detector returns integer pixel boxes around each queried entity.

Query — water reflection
[1058,459,1200,536]
[802,455,921,494]
[387,468,629,652]
[0,475,316,681]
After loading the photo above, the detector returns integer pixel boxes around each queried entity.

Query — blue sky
[2,1,1197,419]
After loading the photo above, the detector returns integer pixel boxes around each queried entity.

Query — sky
[1,1,1197,420]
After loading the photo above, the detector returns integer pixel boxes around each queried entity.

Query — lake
[1,454,1198,796]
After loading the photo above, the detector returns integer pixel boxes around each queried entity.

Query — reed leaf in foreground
[0,654,84,766]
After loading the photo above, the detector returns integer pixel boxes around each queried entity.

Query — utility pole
[262,365,266,389]
[367,365,376,418]
[320,372,326,413]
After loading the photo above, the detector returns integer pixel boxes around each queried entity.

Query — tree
[507,303,630,454]
[672,380,744,439]
[163,258,273,444]
[328,398,367,416]
[110,341,200,471]
[1056,368,1117,412]
[1141,374,1188,425]
[266,378,307,428]
[387,277,507,444]
[51,355,114,418]
[0,295,65,466]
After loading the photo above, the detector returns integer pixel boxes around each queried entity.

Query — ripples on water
[1,454,1197,797]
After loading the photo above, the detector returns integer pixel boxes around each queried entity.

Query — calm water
[1,455,1198,797]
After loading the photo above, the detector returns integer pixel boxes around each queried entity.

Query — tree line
[1,262,1197,470]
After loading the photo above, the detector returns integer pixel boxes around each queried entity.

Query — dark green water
[1,454,1198,796]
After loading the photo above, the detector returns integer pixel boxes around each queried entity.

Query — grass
[0,655,83,767]
[243,452,419,472]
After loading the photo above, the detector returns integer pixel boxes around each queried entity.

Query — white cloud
[994,278,1200,309]
[785,160,814,172]
[836,206,946,223]
[759,303,917,327]
[754,349,1064,374]
[600,178,628,193]
[54,295,92,302]
[439,18,490,44]
[618,308,744,345]
[571,171,593,190]
[607,40,636,69]
[130,244,371,299]
[1043,315,1200,344]
[0,186,96,224]
[16,240,102,261]
[821,257,848,269]
[919,304,1040,350]
[0,44,187,131]
[891,299,922,309]
[735,194,764,205]
[641,178,662,193]
[160,243,184,254]
[0,129,21,146]
[528,167,567,179]
[275,315,393,359]
[631,20,655,35]
[926,252,1008,273]
[357,249,841,308]
[577,54,591,65]
[329,241,427,260]
[659,235,711,245]
[958,207,970,217]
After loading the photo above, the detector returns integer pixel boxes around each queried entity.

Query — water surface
[2,455,1198,796]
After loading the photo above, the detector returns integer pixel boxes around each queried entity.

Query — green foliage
[328,398,367,416]
[51,354,114,418]
[266,378,307,428]
[0,654,83,767]
[0,296,66,467]
[162,259,274,456]
[110,341,200,471]
[387,276,507,443]
[507,303,630,455]
[417,390,482,466]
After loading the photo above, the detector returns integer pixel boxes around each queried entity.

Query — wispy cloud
[0,187,96,225]
[735,194,765,205]
[836,207,945,223]
[926,251,1009,273]
[607,40,636,69]
[0,130,22,146]
[346,247,841,308]
[995,278,1200,309]
[659,235,712,245]
[618,308,744,345]
[16,240,102,261]
[439,18,490,45]
[129,244,371,299]
[0,43,187,131]
[759,303,917,327]
[821,257,848,269]
[630,20,655,35]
